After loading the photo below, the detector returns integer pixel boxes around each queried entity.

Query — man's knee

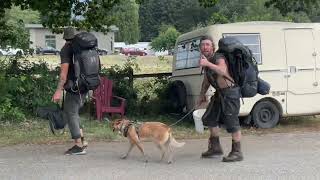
[224,115,240,133]
[226,126,241,133]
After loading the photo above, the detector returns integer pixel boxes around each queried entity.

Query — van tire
[168,81,187,113]
[252,100,280,128]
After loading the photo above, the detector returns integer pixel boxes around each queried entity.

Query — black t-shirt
[60,42,75,81]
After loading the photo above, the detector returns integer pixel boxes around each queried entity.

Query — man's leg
[201,95,224,158]
[220,89,243,162]
[232,130,241,142]
[201,126,224,158]
[222,130,243,162]
[80,128,88,147]
[64,92,87,155]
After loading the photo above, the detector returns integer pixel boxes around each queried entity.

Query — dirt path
[1,132,320,180]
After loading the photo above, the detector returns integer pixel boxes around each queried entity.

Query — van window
[223,34,262,64]
[175,39,201,69]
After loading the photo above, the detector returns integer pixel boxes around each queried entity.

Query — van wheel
[168,81,187,113]
[252,100,280,128]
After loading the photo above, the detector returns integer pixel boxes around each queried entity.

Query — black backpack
[71,32,101,93]
[216,37,270,97]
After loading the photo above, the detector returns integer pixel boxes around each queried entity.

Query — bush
[100,56,172,116]
[0,55,173,122]
[133,77,172,115]
[0,55,58,122]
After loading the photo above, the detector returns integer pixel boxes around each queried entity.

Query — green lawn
[3,55,320,146]
[27,54,173,74]
[2,114,320,147]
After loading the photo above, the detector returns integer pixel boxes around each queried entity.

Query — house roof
[25,24,119,32]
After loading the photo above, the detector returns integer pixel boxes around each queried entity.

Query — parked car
[97,48,108,56]
[36,46,60,55]
[0,47,23,56]
[121,48,147,56]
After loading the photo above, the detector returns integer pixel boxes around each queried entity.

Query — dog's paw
[167,160,173,164]
[120,154,127,159]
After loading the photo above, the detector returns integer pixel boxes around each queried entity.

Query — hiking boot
[222,140,243,162]
[64,145,87,155]
[201,136,223,158]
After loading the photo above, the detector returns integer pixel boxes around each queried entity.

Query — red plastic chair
[93,77,126,121]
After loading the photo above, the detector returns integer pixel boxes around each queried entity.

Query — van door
[284,29,320,115]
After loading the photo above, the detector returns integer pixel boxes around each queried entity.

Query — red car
[121,48,147,56]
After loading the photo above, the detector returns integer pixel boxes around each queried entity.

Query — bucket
[192,109,206,133]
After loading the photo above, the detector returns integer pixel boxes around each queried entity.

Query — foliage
[0,7,34,50]
[0,0,120,34]
[5,6,40,25]
[100,57,139,115]
[265,0,320,15]
[206,12,230,25]
[0,56,59,122]
[110,0,140,44]
[198,0,219,7]
[0,0,217,35]
[133,77,172,115]
[139,0,215,41]
[151,26,181,52]
[205,0,311,26]
[100,56,173,116]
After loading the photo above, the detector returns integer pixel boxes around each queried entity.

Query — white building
[25,24,119,53]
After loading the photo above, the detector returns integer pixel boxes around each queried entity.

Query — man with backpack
[198,36,243,162]
[52,27,89,155]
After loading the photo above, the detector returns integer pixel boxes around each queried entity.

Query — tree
[111,0,140,44]
[265,0,320,15]
[205,0,311,26]
[206,13,229,25]
[0,0,218,48]
[6,6,40,25]
[0,0,120,34]
[0,7,40,49]
[139,0,215,41]
[151,26,180,52]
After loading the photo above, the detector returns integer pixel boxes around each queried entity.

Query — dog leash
[169,108,196,127]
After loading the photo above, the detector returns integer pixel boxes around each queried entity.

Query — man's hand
[52,89,63,103]
[199,55,210,67]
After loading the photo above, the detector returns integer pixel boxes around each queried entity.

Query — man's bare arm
[56,63,69,91]
[205,58,229,77]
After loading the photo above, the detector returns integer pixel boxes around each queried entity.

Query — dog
[111,118,185,164]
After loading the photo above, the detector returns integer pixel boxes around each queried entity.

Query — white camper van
[170,21,320,128]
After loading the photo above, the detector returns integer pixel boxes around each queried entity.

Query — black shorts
[202,87,241,133]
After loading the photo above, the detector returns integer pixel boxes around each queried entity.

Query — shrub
[0,55,58,122]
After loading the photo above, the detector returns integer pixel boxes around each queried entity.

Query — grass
[2,114,320,147]
[0,54,175,147]
[26,55,173,74]
[2,55,320,146]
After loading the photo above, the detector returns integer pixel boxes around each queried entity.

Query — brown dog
[111,119,185,164]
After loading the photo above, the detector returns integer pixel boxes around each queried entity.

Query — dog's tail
[168,133,185,148]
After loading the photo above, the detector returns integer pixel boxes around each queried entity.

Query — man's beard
[202,52,213,58]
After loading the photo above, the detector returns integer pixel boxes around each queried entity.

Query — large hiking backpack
[216,37,270,97]
[71,32,101,93]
